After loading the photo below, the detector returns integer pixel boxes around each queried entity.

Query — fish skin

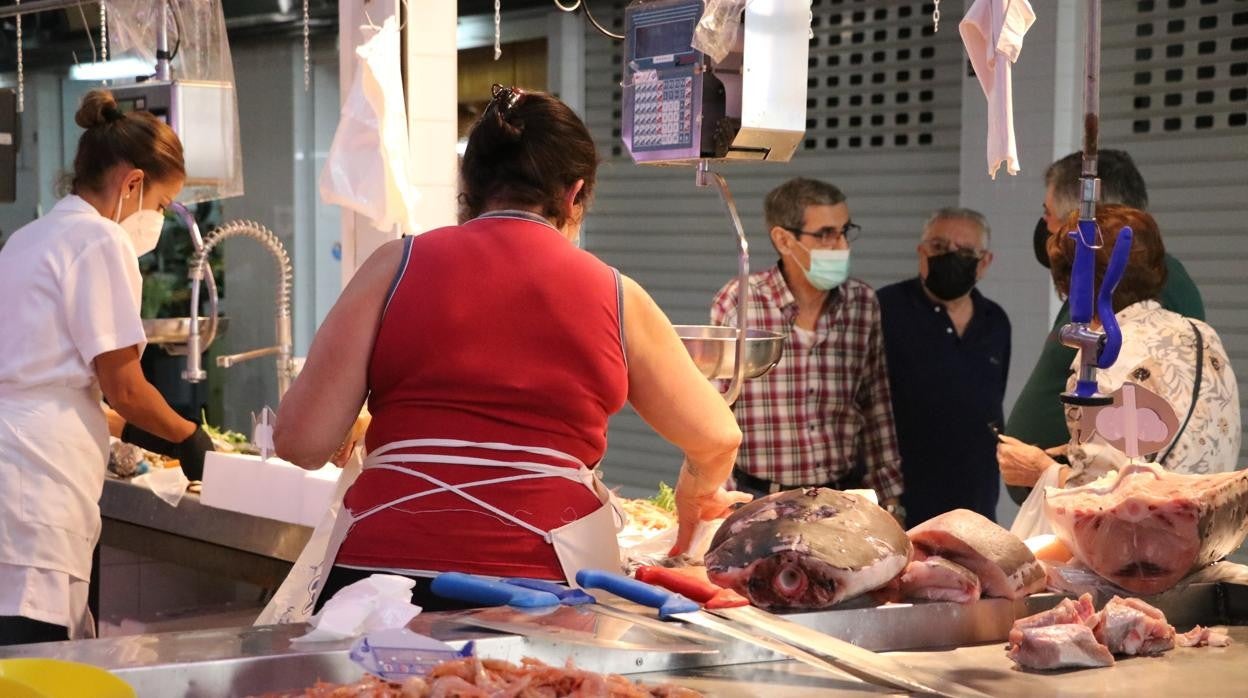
[704,488,911,610]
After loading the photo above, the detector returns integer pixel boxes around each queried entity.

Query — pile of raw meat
[703,488,1046,609]
[263,656,702,697]
[1006,593,1231,671]
[1046,463,1248,595]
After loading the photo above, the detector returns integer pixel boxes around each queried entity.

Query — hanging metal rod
[0,0,95,21]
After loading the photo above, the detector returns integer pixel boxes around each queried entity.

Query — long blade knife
[452,605,712,652]
[634,566,993,698]
[430,572,720,647]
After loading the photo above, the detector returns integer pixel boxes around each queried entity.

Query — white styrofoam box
[299,464,344,527]
[201,452,307,524]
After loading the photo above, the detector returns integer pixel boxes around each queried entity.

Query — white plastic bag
[319,16,420,234]
[291,574,421,644]
[255,450,363,625]
[1009,463,1061,540]
[692,0,748,63]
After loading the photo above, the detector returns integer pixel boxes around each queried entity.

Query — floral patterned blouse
[1065,300,1240,485]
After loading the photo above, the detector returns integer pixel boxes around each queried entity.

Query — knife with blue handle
[502,578,596,605]
[430,572,561,608]
[576,569,987,698]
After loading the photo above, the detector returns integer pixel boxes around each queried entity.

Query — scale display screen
[633,17,697,60]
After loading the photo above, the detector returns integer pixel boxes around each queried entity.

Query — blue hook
[1059,220,1132,405]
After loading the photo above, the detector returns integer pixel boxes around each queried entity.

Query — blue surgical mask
[792,248,850,290]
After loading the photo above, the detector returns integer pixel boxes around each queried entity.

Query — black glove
[121,424,215,481]
[173,427,214,481]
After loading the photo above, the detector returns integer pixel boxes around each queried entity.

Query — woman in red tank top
[276,86,746,611]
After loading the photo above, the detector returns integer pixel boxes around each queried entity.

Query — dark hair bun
[75,89,119,129]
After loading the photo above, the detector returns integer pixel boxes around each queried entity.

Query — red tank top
[337,212,629,579]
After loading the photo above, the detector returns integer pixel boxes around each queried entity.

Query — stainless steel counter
[99,477,311,587]
[5,583,1246,697]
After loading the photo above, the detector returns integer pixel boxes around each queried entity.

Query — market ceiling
[0,0,559,72]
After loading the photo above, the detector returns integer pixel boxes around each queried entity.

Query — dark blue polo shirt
[877,277,1011,526]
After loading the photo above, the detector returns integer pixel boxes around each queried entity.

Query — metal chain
[100,2,108,62]
[15,0,23,113]
[494,0,502,61]
[302,0,311,91]
[933,0,941,33]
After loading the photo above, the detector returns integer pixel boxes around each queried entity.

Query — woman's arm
[621,275,746,553]
[274,240,405,469]
[95,346,196,442]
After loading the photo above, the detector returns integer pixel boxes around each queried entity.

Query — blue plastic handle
[1096,226,1133,369]
[1068,221,1096,324]
[502,578,596,606]
[430,572,560,608]
[575,569,700,618]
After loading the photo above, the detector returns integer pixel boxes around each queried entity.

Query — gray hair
[923,207,991,247]
[1045,149,1149,218]
[764,177,847,231]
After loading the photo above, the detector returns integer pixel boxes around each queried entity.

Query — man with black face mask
[877,208,1010,525]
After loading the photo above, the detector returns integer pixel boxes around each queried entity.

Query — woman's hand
[997,434,1060,487]
[330,411,371,467]
[669,467,752,556]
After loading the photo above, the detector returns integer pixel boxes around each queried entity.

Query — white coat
[0,195,147,637]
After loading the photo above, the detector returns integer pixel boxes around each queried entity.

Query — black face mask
[923,252,980,301]
[1033,217,1051,269]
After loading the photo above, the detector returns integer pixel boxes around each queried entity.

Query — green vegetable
[201,410,251,446]
[649,481,676,513]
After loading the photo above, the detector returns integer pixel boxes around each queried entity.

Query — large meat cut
[704,488,911,610]
[906,509,1047,599]
[1045,463,1248,595]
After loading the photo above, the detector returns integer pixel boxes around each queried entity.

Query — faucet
[168,203,221,355]
[184,220,295,398]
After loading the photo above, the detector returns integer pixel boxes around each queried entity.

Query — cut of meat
[704,488,911,610]
[906,509,1046,599]
[1007,593,1098,648]
[1045,463,1248,595]
[1177,625,1233,648]
[1094,596,1175,656]
[1007,624,1115,670]
[898,556,981,603]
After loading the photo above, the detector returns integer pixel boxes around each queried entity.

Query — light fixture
[69,57,155,82]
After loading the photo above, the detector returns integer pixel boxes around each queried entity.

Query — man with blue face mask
[711,178,905,522]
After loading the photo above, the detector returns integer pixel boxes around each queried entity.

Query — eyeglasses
[921,238,988,261]
[782,222,860,246]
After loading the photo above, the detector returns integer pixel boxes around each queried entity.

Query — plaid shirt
[711,265,904,500]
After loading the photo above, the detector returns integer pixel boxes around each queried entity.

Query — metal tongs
[1058,0,1133,407]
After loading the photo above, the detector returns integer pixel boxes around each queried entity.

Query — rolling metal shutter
[1100,0,1248,463]
[581,2,965,497]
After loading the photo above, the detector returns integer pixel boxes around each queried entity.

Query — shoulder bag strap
[1159,321,1203,466]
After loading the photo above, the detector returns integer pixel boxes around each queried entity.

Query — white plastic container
[201,451,308,524]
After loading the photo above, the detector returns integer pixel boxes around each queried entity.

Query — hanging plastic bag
[692,0,748,64]
[104,0,244,202]
[255,449,363,625]
[1008,463,1061,540]
[319,16,421,235]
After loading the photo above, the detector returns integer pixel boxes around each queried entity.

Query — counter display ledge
[99,476,312,590]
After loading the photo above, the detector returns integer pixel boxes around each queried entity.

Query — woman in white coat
[0,90,214,645]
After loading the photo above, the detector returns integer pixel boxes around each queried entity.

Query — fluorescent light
[69,58,155,82]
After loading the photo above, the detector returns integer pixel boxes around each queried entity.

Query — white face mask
[114,178,164,257]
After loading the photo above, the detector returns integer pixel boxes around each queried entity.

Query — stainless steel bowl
[674,325,785,381]
[142,317,229,345]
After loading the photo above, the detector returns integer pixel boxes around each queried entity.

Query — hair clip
[102,105,126,123]
[489,83,524,117]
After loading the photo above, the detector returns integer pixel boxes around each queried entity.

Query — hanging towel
[960,0,1037,179]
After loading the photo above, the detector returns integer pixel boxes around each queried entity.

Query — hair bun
[75,89,121,129]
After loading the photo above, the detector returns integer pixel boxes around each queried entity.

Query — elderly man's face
[919,217,991,285]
